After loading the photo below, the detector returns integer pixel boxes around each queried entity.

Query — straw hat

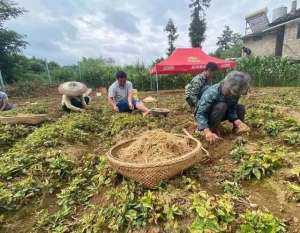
[143,96,157,103]
[58,81,88,97]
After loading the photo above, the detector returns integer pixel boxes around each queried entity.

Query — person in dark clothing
[62,96,91,113]
[207,102,245,130]
[185,62,219,111]
[242,47,252,56]
[195,71,251,143]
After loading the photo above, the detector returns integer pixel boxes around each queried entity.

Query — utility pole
[45,59,52,85]
[0,70,5,91]
[78,59,82,80]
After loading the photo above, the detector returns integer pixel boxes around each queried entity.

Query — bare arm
[108,97,118,111]
[127,90,133,105]
[63,95,83,112]
[81,96,88,109]
[127,82,133,109]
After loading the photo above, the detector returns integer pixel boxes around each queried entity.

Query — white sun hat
[58,81,88,97]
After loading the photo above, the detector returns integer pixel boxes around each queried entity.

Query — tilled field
[0,87,300,233]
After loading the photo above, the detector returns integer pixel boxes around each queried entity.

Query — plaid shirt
[185,73,211,106]
[195,83,240,130]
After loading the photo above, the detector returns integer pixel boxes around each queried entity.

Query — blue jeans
[2,103,16,111]
[117,99,139,113]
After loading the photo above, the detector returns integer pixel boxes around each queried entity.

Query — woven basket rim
[107,134,202,168]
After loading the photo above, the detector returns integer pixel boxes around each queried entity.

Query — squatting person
[0,91,16,111]
[108,71,150,116]
[195,71,251,143]
[185,62,219,111]
[59,81,92,113]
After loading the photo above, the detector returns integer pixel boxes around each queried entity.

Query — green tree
[0,0,27,83]
[188,0,210,48]
[0,0,24,26]
[215,25,243,58]
[164,18,179,56]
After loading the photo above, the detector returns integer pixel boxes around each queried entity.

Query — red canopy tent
[150,48,237,75]
[149,48,237,92]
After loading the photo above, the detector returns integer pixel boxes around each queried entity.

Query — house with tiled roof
[243,0,300,60]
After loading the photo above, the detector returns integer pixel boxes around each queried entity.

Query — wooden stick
[182,128,210,157]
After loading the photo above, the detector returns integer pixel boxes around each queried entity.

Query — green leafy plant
[264,121,283,137]
[283,132,300,146]
[0,176,41,210]
[190,192,235,233]
[236,147,286,181]
[110,113,150,135]
[0,124,33,148]
[230,144,249,161]
[288,183,300,202]
[223,181,244,197]
[237,210,286,233]
[291,167,300,178]
[238,56,300,87]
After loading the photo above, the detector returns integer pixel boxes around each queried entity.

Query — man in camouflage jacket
[195,71,251,143]
[185,62,219,111]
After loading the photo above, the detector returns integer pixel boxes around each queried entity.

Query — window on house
[297,24,300,39]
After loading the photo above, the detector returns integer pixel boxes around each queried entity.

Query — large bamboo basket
[107,130,208,188]
[0,114,48,125]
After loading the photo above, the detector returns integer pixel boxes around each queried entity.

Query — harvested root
[117,129,193,163]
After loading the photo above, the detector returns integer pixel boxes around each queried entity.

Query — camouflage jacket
[185,73,211,106]
[195,83,240,130]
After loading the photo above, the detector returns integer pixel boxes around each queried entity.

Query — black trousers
[208,102,245,130]
[62,96,90,113]
[186,97,195,108]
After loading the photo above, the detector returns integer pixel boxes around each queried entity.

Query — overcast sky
[5,0,297,65]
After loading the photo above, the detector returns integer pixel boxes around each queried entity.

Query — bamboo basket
[150,108,170,117]
[107,130,208,188]
[0,114,48,125]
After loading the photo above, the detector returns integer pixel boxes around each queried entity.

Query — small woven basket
[150,108,170,117]
[107,131,208,188]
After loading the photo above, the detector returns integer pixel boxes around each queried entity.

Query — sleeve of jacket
[195,89,217,130]
[62,95,82,112]
[188,76,205,105]
[226,97,239,122]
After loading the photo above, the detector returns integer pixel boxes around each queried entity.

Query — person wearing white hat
[58,81,92,113]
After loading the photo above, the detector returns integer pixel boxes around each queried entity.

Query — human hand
[113,105,119,112]
[234,120,250,134]
[128,102,134,110]
[204,129,222,143]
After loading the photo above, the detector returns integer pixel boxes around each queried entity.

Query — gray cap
[221,71,251,96]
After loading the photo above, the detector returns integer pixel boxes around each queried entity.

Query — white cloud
[6,0,298,65]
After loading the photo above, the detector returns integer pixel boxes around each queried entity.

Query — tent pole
[155,70,159,94]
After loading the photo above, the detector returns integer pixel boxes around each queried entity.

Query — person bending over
[0,91,16,111]
[59,81,91,113]
[195,71,251,143]
[185,62,219,111]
